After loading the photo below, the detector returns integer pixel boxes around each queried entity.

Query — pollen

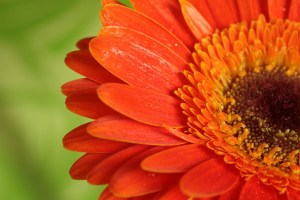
[224,67,300,164]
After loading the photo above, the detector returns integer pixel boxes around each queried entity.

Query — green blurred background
[0,0,129,199]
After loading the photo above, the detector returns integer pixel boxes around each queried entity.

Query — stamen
[224,68,300,164]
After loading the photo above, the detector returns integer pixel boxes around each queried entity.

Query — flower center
[224,67,300,163]
[178,15,300,190]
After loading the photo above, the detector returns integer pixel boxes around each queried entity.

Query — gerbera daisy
[62,0,300,199]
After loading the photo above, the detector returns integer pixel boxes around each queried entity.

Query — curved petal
[101,4,192,62]
[184,0,217,28]
[268,0,288,19]
[61,78,99,96]
[156,185,188,200]
[88,115,186,146]
[65,49,121,83]
[97,83,185,127]
[141,144,215,173]
[70,153,110,180]
[63,123,130,153]
[236,0,268,22]
[90,27,187,94]
[87,145,149,185]
[99,187,127,200]
[102,0,119,6]
[130,0,196,48]
[66,88,116,119]
[288,0,300,21]
[239,176,278,200]
[202,0,239,28]
[110,147,176,198]
[76,37,94,49]
[180,158,240,198]
[130,194,157,200]
[219,179,244,200]
[180,0,213,41]
[286,187,300,200]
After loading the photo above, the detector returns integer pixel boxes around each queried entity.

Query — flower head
[62,0,300,199]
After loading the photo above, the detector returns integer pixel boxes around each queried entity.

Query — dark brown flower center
[225,67,300,162]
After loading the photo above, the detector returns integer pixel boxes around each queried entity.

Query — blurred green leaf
[0,0,124,199]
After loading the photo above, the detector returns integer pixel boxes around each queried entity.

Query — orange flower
[62,0,300,199]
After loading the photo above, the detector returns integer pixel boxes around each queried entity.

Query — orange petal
[155,185,189,200]
[141,144,215,173]
[88,115,186,146]
[286,187,300,200]
[99,187,127,200]
[90,27,187,94]
[98,187,111,200]
[76,37,94,49]
[87,145,149,185]
[65,49,121,84]
[110,147,175,197]
[101,4,192,62]
[97,83,185,127]
[180,158,240,198]
[236,0,268,22]
[185,0,217,28]
[204,0,239,28]
[219,179,244,200]
[268,0,288,19]
[103,196,127,200]
[288,0,300,21]
[130,0,196,48]
[167,127,201,143]
[239,176,278,200]
[278,196,288,200]
[70,153,110,180]
[61,78,99,96]
[63,123,129,153]
[128,194,157,200]
[66,88,116,119]
[102,0,119,6]
[180,0,214,41]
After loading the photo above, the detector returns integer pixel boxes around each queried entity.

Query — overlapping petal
[70,153,110,180]
[65,88,116,119]
[199,0,239,28]
[130,0,196,48]
[87,145,149,185]
[88,114,186,146]
[63,123,129,153]
[239,176,278,200]
[109,147,176,197]
[65,49,121,84]
[286,187,300,200]
[97,83,185,127]
[156,185,189,200]
[180,158,240,198]
[268,0,288,19]
[180,0,213,40]
[76,37,94,49]
[61,78,99,96]
[63,0,300,200]
[236,0,267,21]
[101,4,192,62]
[141,144,215,173]
[289,0,300,21]
[90,27,187,94]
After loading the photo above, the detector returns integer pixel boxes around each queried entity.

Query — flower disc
[178,15,300,193]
